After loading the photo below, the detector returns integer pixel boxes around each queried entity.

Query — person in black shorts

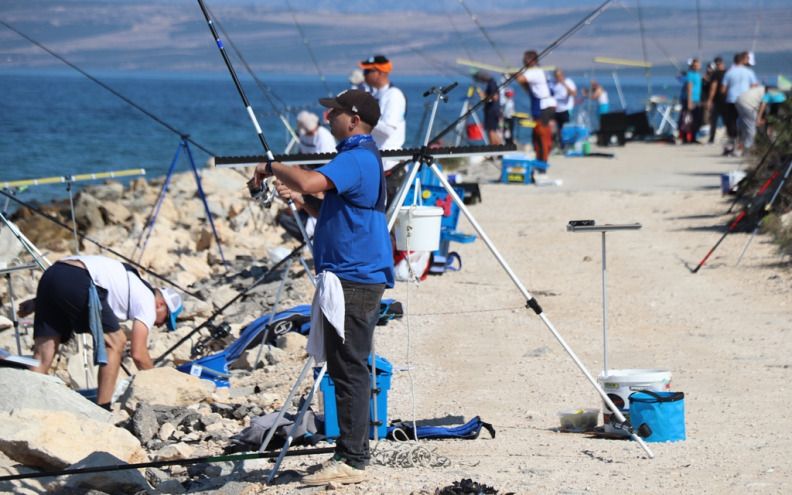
[18,255,182,409]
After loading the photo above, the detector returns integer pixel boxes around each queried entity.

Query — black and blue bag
[629,390,686,443]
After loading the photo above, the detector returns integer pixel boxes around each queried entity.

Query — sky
[1,0,790,77]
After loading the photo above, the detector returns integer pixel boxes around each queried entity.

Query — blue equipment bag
[386,416,495,441]
[629,390,686,443]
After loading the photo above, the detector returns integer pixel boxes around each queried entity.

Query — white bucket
[393,205,443,252]
[393,179,443,252]
[597,369,672,435]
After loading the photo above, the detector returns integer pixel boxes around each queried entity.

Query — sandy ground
[271,139,792,494]
[3,138,791,494]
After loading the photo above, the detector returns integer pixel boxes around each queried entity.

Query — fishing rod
[456,0,511,70]
[203,3,300,146]
[153,240,306,364]
[727,133,783,213]
[0,189,202,301]
[196,0,312,250]
[0,446,334,482]
[0,20,220,160]
[735,154,792,265]
[285,0,333,98]
[690,157,791,273]
[428,0,616,148]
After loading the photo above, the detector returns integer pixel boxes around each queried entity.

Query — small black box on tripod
[597,111,627,147]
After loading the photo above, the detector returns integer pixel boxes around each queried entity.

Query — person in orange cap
[358,55,406,171]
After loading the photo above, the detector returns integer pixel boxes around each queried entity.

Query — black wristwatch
[266,161,273,175]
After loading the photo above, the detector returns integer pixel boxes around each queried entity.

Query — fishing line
[0,447,334,482]
[751,0,763,54]
[205,3,299,144]
[285,0,333,98]
[410,46,469,80]
[443,0,474,62]
[636,0,653,98]
[153,240,306,364]
[619,2,681,73]
[0,190,202,301]
[695,0,703,62]
[455,0,511,70]
[428,0,616,147]
[0,19,220,160]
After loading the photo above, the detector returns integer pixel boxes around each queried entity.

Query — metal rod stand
[566,221,642,377]
[134,137,229,271]
[390,159,655,457]
[0,263,38,355]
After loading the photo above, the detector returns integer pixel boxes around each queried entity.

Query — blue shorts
[33,262,121,343]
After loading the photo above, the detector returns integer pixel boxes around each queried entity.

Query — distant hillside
[1,2,790,77]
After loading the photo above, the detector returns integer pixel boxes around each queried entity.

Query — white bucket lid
[397,206,443,217]
[597,369,671,382]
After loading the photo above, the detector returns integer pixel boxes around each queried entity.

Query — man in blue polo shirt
[253,89,394,486]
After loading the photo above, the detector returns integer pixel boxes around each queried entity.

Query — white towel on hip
[306,271,345,363]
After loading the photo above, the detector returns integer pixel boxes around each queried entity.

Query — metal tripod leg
[183,139,229,270]
[258,356,317,455]
[134,138,229,270]
[416,162,654,457]
[253,256,294,368]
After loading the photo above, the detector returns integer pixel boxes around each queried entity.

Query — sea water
[0,69,683,210]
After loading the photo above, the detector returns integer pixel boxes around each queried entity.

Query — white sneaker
[301,458,365,486]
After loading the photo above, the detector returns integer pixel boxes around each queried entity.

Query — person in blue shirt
[680,58,703,143]
[756,87,788,138]
[720,51,759,155]
[253,89,395,487]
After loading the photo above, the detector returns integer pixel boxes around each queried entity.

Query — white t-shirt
[552,77,577,113]
[299,125,336,155]
[522,69,557,110]
[370,84,407,170]
[66,255,156,333]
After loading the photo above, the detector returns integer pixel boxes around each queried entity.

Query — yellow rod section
[1,168,146,188]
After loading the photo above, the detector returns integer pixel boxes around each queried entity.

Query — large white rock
[0,408,147,470]
[0,368,110,423]
[118,367,211,412]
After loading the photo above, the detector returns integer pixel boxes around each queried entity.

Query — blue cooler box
[501,154,533,184]
[317,354,393,440]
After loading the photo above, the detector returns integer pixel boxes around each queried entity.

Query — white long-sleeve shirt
[370,84,406,170]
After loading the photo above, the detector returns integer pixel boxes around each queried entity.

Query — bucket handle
[629,390,685,403]
[412,179,423,207]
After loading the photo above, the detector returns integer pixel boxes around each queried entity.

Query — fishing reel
[190,321,232,358]
[247,177,277,209]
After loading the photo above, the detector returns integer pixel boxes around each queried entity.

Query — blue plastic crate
[561,125,590,145]
[317,354,392,440]
[501,155,533,184]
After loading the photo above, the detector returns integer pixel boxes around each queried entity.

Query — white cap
[349,68,365,85]
[296,111,319,134]
[159,288,182,331]
[747,52,755,66]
